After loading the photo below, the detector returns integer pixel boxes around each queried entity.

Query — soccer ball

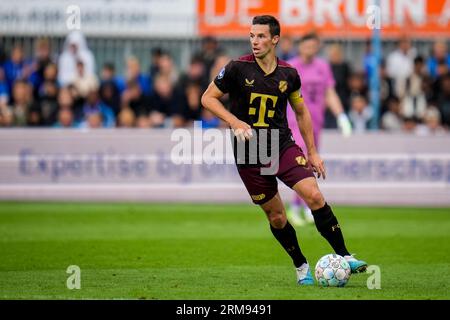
[315,254,351,287]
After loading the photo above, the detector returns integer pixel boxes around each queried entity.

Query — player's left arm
[325,87,352,137]
[289,90,326,179]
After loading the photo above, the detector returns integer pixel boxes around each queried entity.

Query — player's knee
[306,189,325,210]
[267,209,286,229]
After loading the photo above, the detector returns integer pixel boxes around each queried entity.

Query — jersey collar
[254,54,279,77]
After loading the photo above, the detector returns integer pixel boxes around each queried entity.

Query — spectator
[180,80,203,125]
[0,103,13,126]
[201,109,221,129]
[9,80,35,126]
[134,115,149,128]
[349,95,373,133]
[435,73,450,128]
[196,36,223,78]
[400,56,427,121]
[0,69,13,126]
[278,35,296,61]
[415,106,446,135]
[178,55,208,91]
[72,60,99,98]
[81,110,103,129]
[348,72,367,100]
[3,45,30,96]
[100,62,124,94]
[40,62,58,87]
[402,117,418,133]
[38,80,59,126]
[427,40,450,79]
[386,36,417,97]
[29,38,54,98]
[124,56,152,96]
[117,108,136,128]
[148,74,183,128]
[57,87,75,110]
[149,48,163,79]
[53,108,75,128]
[100,80,120,116]
[379,59,396,115]
[79,89,115,128]
[58,31,96,86]
[121,80,147,117]
[432,62,450,101]
[381,97,403,132]
[0,43,6,65]
[156,53,178,86]
[0,66,9,106]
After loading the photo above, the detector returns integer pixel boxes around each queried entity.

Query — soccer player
[201,15,367,285]
[286,33,352,226]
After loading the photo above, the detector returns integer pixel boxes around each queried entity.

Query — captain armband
[289,90,304,106]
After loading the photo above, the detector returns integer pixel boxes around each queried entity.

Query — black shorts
[237,144,315,205]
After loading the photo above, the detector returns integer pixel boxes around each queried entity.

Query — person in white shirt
[386,36,417,98]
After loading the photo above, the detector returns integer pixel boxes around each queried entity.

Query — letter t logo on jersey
[249,93,278,127]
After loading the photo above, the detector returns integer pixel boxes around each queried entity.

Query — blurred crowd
[0,31,449,135]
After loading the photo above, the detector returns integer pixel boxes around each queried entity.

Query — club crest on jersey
[279,80,287,93]
[245,78,254,87]
[217,67,225,79]
[295,156,307,166]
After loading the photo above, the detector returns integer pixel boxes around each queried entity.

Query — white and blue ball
[315,254,351,287]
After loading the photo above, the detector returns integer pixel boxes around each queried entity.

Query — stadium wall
[0,129,449,206]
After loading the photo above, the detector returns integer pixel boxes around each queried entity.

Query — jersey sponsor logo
[217,67,225,79]
[245,78,254,87]
[295,156,307,166]
[248,93,278,127]
[279,80,287,93]
[251,193,266,201]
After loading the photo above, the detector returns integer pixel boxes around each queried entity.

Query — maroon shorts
[237,144,315,205]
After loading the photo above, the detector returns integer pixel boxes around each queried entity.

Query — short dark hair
[252,15,280,38]
[103,62,115,71]
[300,32,320,43]
[414,56,424,65]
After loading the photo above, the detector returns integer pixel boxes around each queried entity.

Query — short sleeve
[290,71,302,94]
[213,61,237,94]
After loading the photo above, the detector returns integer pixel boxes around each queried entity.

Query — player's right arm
[201,80,252,142]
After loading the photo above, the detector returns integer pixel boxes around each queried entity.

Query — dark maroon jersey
[214,54,302,167]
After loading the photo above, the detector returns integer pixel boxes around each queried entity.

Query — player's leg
[286,123,319,226]
[259,192,314,285]
[292,178,368,273]
[277,144,367,273]
[237,165,313,284]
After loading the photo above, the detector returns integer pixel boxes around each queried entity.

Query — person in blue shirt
[78,89,115,128]
[427,40,450,79]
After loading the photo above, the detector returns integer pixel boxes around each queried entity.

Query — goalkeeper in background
[287,33,352,226]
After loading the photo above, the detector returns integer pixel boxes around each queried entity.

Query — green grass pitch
[0,202,449,300]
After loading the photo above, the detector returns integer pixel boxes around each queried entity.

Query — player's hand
[337,113,352,138]
[308,152,326,179]
[230,118,253,142]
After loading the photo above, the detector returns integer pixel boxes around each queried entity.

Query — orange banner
[198,0,450,38]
